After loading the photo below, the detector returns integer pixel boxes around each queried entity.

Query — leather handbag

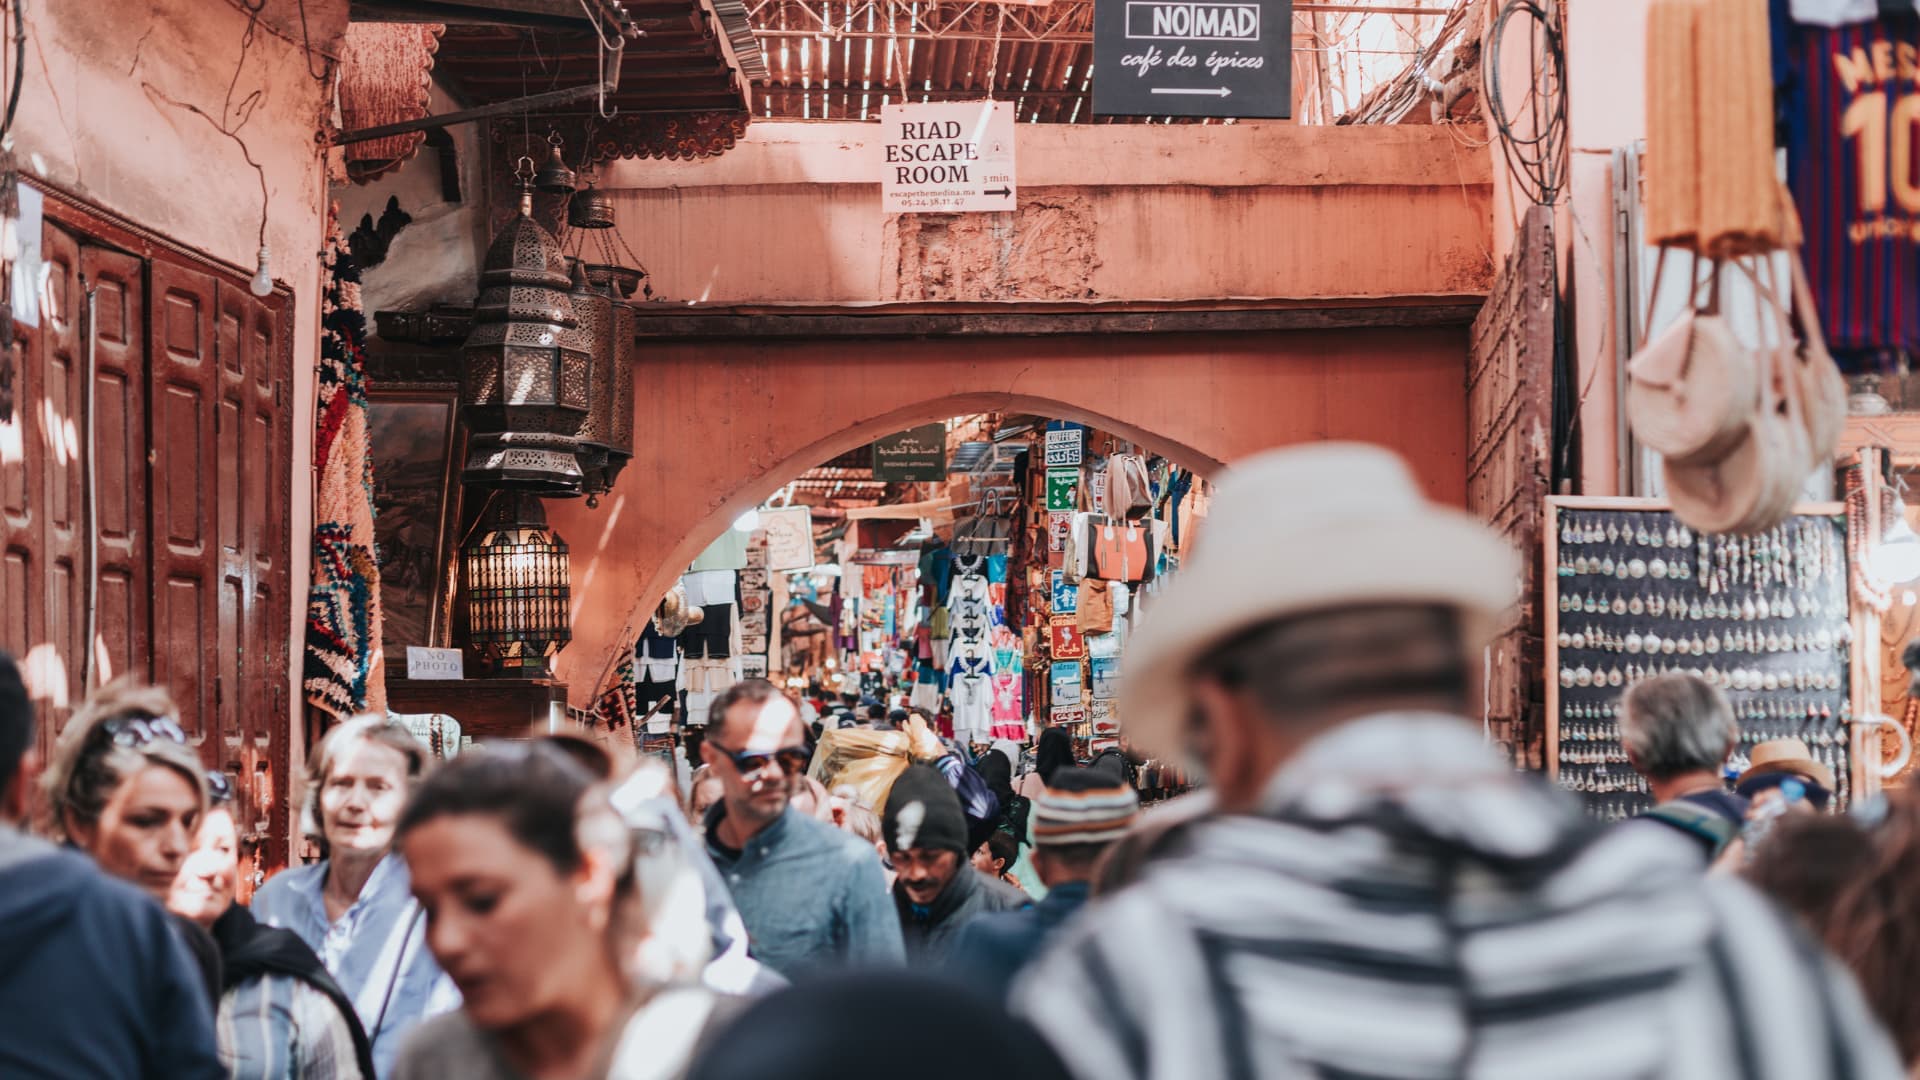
[1062,512,1096,582]
[1787,253,1846,462]
[1625,252,1760,466]
[1091,520,1151,583]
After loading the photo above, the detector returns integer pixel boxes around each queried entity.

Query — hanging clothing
[990,672,1026,741]
[948,648,996,745]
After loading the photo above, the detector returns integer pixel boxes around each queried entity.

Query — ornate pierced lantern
[463,493,571,676]
[459,175,593,495]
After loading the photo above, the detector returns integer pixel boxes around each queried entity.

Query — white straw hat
[1119,443,1520,757]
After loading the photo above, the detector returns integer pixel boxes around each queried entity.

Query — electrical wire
[0,0,23,142]
[1483,0,1567,206]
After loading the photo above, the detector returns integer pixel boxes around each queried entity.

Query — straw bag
[1787,254,1846,462]
[1666,265,1812,535]
[1626,252,1758,466]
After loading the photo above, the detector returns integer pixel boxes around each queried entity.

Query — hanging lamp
[463,492,572,677]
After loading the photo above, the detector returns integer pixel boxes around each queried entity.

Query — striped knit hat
[1032,767,1139,848]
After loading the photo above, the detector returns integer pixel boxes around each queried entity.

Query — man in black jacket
[885,764,1026,965]
[0,653,223,1079]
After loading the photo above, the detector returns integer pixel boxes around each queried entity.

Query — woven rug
[304,223,388,718]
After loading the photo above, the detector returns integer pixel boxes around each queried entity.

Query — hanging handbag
[1787,251,1846,462]
[1091,520,1151,583]
[1062,512,1096,583]
[1666,257,1812,536]
[1104,453,1153,521]
[1625,251,1760,466]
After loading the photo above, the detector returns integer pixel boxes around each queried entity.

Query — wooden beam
[625,300,1485,340]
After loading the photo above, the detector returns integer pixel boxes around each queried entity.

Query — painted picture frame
[366,390,465,654]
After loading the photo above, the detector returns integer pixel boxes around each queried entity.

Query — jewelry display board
[1545,498,1856,821]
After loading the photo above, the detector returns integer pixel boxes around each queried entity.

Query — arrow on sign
[984,186,1013,197]
[1150,86,1233,97]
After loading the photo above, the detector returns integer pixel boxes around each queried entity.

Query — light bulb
[248,244,273,297]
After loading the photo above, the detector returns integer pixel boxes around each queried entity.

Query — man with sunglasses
[701,679,903,979]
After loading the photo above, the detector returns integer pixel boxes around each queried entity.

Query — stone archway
[548,322,1471,699]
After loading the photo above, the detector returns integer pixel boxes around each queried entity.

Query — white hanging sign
[879,101,1018,214]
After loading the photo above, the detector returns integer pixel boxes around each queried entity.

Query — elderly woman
[172,773,376,1079]
[392,745,741,1080]
[252,715,455,1077]
[42,681,222,1000]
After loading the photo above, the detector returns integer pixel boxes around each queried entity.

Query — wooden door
[147,259,221,759]
[82,242,150,689]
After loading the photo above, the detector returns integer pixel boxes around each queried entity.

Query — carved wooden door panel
[1468,205,1555,769]
[37,227,85,733]
[0,228,55,756]
[215,282,291,865]
[81,243,150,690]
[148,260,221,759]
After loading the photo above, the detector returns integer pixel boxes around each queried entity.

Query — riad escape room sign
[879,101,1018,214]
[873,423,948,481]
[1094,0,1292,118]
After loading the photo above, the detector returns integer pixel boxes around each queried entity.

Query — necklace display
[1552,509,1854,822]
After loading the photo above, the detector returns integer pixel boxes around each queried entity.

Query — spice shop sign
[878,101,1018,214]
[1094,0,1292,118]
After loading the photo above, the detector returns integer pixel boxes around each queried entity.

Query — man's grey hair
[1619,673,1737,780]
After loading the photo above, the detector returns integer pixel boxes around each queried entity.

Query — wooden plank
[80,241,150,693]
[624,302,1486,340]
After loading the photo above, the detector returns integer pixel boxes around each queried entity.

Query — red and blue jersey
[1773,1,1920,367]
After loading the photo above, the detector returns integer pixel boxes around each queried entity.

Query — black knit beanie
[883,763,968,855]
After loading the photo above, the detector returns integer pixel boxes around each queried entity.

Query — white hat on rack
[1119,443,1521,757]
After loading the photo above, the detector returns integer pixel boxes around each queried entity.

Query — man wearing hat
[949,768,1138,999]
[883,763,1026,965]
[1011,444,1903,1080]
[1736,738,1836,811]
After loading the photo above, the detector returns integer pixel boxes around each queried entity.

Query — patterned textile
[303,228,387,718]
[339,23,443,183]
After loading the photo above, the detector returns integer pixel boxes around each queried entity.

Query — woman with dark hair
[391,745,735,1079]
[171,774,376,1079]
[1746,793,1920,1074]
[1017,728,1075,802]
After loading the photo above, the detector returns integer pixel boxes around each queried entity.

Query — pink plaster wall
[595,122,1495,304]
[547,327,1471,700]
[15,0,346,783]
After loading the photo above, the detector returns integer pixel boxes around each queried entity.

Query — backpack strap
[1644,799,1739,857]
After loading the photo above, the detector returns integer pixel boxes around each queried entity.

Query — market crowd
[5,443,1920,1079]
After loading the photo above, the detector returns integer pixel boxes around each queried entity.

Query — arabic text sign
[1094,0,1292,118]
[879,101,1018,213]
[872,423,947,481]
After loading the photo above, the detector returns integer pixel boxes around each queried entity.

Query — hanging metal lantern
[568,184,616,230]
[463,492,572,677]
[565,257,617,504]
[534,135,577,195]
[459,171,592,495]
[576,266,636,501]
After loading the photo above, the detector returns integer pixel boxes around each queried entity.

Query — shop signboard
[1048,511,1073,553]
[878,100,1018,214]
[405,647,464,681]
[872,423,948,481]
[1050,706,1088,727]
[1090,656,1119,700]
[743,634,769,655]
[1093,0,1292,118]
[741,656,769,679]
[1090,700,1120,735]
[760,506,816,571]
[1046,469,1081,512]
[1051,661,1085,705]
[1051,570,1078,612]
[1050,618,1085,660]
[1089,466,1108,515]
[1045,425,1083,467]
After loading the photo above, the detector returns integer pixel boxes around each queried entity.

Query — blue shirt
[253,856,458,1078]
[950,881,1090,999]
[705,805,904,979]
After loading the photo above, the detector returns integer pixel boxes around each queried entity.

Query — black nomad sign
[1093,0,1291,118]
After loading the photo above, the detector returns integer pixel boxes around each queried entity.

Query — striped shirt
[253,856,460,1078]
[1012,712,1905,1080]
[218,974,365,1080]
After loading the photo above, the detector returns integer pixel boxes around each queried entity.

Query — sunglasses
[713,744,811,778]
[103,713,187,748]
